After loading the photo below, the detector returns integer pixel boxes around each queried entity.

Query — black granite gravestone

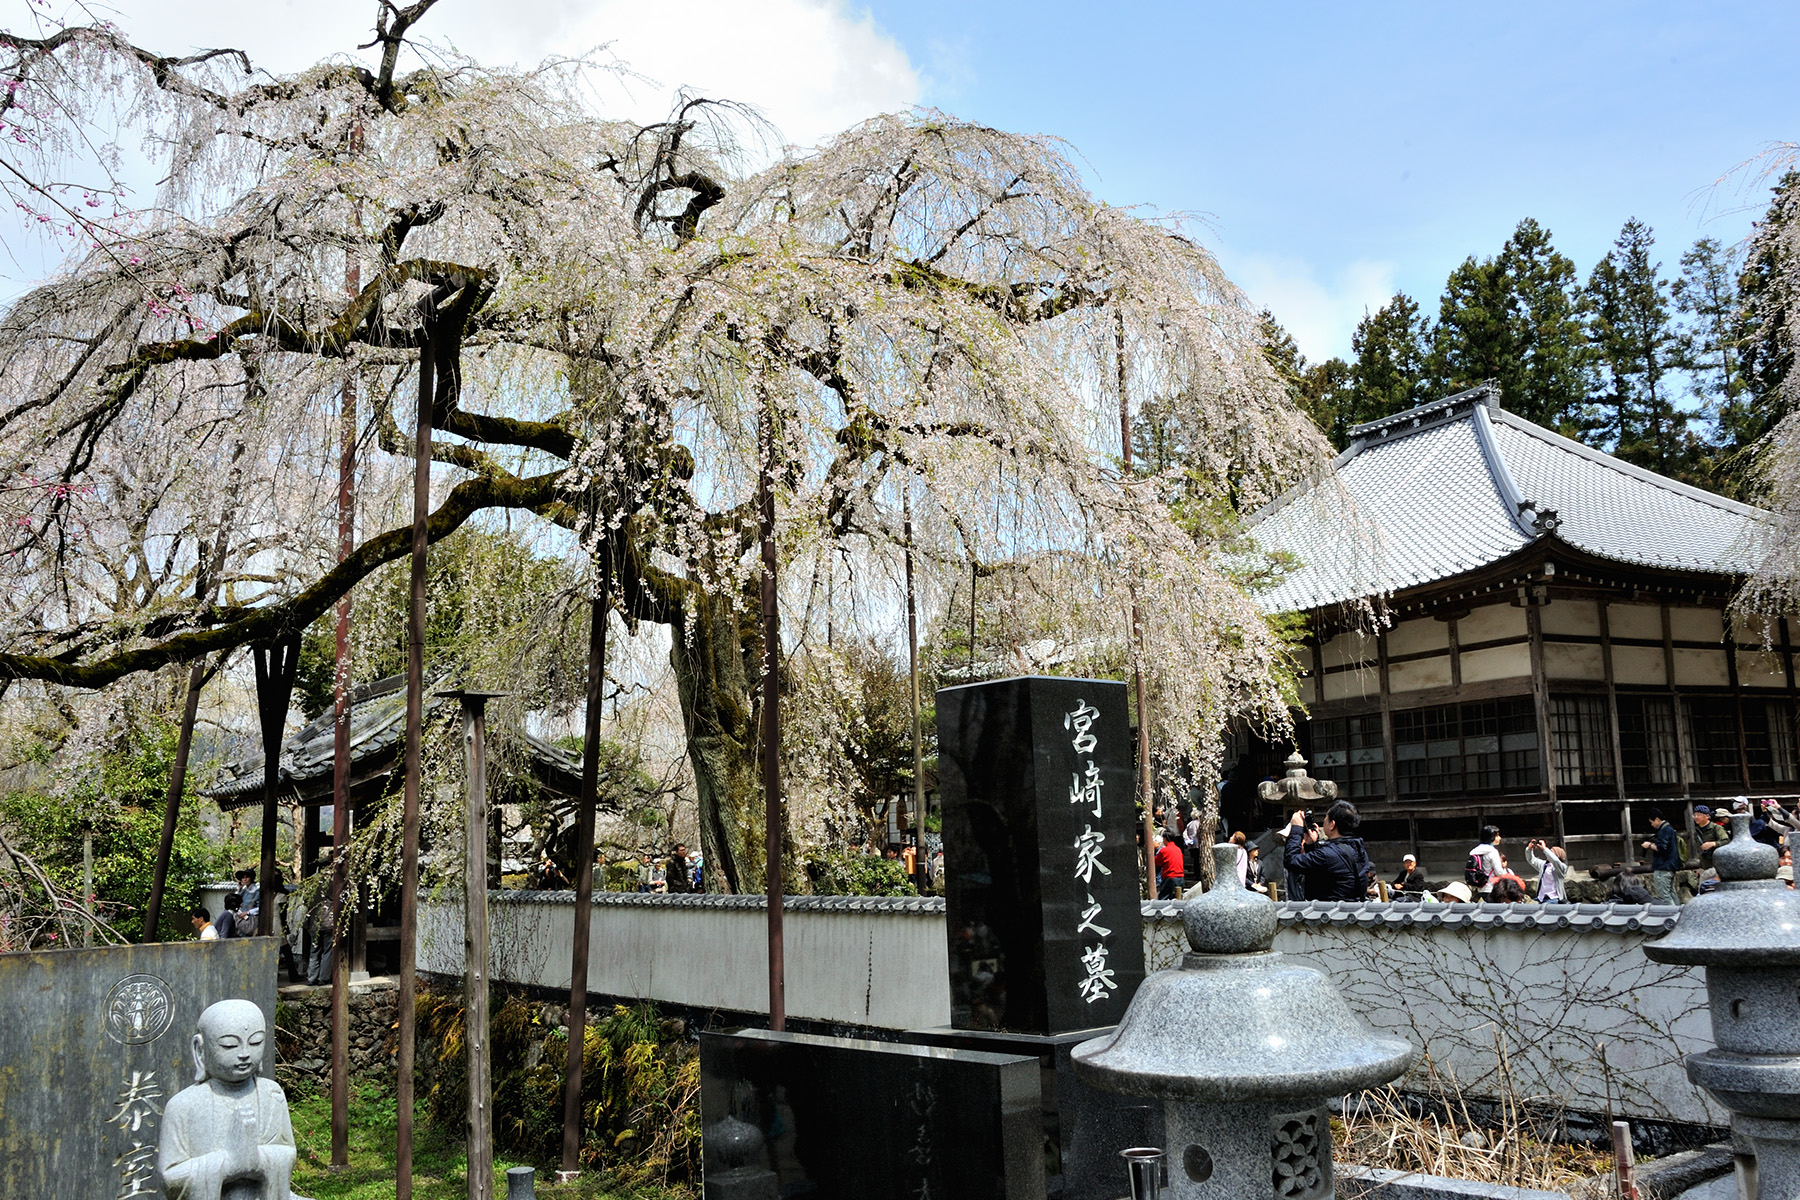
[902,1023,1161,1200]
[699,1028,1045,1200]
[937,676,1146,1034]
[0,937,280,1200]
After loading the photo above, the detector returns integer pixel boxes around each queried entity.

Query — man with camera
[1283,801,1373,902]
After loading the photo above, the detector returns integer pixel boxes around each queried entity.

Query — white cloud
[96,0,920,148]
[1222,253,1399,364]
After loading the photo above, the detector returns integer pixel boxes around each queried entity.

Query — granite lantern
[1645,810,1800,1199]
[1071,844,1416,1200]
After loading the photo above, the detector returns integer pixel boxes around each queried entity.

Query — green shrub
[418,990,699,1187]
[1,723,229,944]
[803,851,919,896]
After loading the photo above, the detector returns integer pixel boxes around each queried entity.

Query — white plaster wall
[420,894,954,1030]
[423,895,1721,1126]
[1143,912,1721,1127]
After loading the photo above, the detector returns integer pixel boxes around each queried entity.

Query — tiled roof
[488,890,1680,933]
[201,673,582,809]
[1248,385,1770,613]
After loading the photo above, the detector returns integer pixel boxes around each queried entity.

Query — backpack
[1464,851,1491,890]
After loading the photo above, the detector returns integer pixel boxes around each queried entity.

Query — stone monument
[936,675,1145,1033]
[911,675,1152,1199]
[1644,809,1800,1199]
[158,998,306,1200]
[698,1028,1045,1200]
[0,937,278,1200]
[1072,844,1416,1200]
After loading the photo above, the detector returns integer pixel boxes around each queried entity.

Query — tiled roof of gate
[1248,385,1770,613]
[201,673,582,809]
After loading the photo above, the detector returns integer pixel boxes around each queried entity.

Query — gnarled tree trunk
[667,587,797,893]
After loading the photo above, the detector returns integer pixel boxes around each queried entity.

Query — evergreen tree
[1259,310,1354,447]
[1587,218,1694,478]
[1672,236,1757,497]
[1500,219,1594,433]
[1429,253,1516,399]
[1428,219,1590,431]
[1347,293,1429,427]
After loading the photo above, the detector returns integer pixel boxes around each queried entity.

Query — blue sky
[26,1,1800,363]
[856,1,1800,361]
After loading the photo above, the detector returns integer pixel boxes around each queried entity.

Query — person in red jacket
[1154,829,1185,899]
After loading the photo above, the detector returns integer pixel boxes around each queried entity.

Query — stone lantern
[1256,752,1338,807]
[1644,810,1800,1199]
[1072,844,1415,1200]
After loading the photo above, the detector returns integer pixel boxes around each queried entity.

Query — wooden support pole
[905,497,925,884]
[329,339,357,1168]
[396,331,435,1200]
[559,560,610,1181]
[456,693,499,1200]
[81,823,93,946]
[253,638,300,940]
[1118,313,1157,896]
[761,400,786,1032]
[143,658,204,942]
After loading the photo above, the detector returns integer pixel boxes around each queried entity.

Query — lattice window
[1619,695,1680,785]
[1746,699,1798,783]
[1552,694,1615,787]
[1271,1112,1326,1200]
[1683,696,1741,786]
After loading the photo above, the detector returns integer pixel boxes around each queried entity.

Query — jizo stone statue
[157,998,306,1200]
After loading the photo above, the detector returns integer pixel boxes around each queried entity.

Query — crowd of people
[1150,794,1800,905]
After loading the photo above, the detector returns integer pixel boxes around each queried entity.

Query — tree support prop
[559,558,610,1180]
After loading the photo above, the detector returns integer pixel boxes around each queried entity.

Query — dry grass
[1335,1084,1613,1195]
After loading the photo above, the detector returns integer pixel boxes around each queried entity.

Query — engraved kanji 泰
[109,1069,163,1134]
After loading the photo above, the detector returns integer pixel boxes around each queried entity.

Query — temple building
[1235,383,1788,873]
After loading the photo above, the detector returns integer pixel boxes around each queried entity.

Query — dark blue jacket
[1284,826,1371,902]
[1649,822,1679,872]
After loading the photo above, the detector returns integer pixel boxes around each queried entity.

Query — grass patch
[288,1080,692,1199]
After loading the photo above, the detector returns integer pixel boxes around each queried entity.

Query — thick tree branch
[0,467,564,688]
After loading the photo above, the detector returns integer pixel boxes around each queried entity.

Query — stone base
[902,1025,1159,1200]
[703,1166,780,1200]
[1340,1166,1572,1199]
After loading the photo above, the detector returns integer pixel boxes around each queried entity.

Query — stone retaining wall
[274,978,400,1082]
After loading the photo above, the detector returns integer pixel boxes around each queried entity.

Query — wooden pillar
[1447,613,1463,688]
[1600,602,1627,804]
[1527,593,1557,812]
[1664,603,1693,796]
[1725,609,1751,790]
[1377,628,1397,804]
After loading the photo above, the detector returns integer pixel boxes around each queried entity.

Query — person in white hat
[1391,854,1427,896]
[1433,881,1474,904]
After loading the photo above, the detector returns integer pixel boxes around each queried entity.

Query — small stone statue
[157,998,307,1200]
